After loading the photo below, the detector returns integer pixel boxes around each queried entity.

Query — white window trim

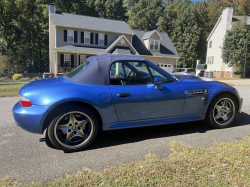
[207,56,214,65]
[64,54,71,66]
[80,55,86,64]
[67,30,74,43]
[149,39,160,51]
[98,33,105,45]
[84,31,90,44]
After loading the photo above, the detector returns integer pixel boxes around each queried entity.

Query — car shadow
[42,112,250,152]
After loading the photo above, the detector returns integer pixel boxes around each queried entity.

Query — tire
[47,105,98,151]
[205,93,238,129]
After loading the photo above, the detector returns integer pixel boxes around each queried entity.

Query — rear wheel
[47,106,98,151]
[205,94,238,128]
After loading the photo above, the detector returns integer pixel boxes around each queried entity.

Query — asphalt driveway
[0,86,250,184]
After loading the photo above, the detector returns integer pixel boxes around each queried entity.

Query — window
[99,33,104,45]
[150,39,159,50]
[148,66,174,84]
[80,55,87,65]
[110,61,153,85]
[64,54,71,67]
[66,61,90,78]
[84,32,90,44]
[67,30,74,42]
[207,56,214,64]
[209,41,212,48]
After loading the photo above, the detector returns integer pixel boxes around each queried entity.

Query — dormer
[142,30,162,51]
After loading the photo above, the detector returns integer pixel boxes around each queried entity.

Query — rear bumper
[12,102,49,134]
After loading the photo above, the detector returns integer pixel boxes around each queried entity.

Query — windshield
[66,60,90,78]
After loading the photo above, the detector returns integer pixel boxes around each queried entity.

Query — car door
[109,61,185,122]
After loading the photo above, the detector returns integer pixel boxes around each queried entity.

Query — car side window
[110,61,153,85]
[148,65,174,84]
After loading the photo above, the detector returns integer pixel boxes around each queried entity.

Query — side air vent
[185,89,209,95]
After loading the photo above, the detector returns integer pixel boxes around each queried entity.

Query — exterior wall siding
[205,7,233,78]
[56,26,132,48]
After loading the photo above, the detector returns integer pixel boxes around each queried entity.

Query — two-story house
[48,4,180,76]
[206,7,250,78]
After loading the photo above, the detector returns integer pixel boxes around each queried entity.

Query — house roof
[232,16,250,22]
[54,45,106,53]
[132,29,180,58]
[142,30,162,40]
[52,12,135,35]
[105,35,138,55]
[110,46,133,55]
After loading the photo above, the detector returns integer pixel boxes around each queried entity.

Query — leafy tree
[222,21,250,73]
[127,0,165,31]
[171,2,208,67]
[104,0,127,21]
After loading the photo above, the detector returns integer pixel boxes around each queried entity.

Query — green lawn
[1,136,250,186]
[0,82,27,97]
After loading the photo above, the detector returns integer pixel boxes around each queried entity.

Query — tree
[127,0,164,31]
[222,21,250,73]
[104,0,127,21]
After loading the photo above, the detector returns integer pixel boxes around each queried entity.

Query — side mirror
[154,77,163,90]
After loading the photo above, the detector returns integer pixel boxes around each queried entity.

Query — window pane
[85,32,90,38]
[68,30,74,36]
[148,66,173,84]
[154,40,158,50]
[110,61,153,85]
[150,40,154,50]
[66,61,90,78]
[65,54,70,61]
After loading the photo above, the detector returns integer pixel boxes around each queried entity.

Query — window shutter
[71,55,74,68]
[64,30,67,42]
[81,32,84,43]
[74,31,77,43]
[61,54,64,67]
[104,34,108,46]
[95,33,98,45]
[90,33,94,44]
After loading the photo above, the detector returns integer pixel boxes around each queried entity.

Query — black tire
[47,105,98,151]
[205,93,238,129]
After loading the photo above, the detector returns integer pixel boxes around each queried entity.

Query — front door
[110,61,184,122]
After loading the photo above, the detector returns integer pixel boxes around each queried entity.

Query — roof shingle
[52,12,135,35]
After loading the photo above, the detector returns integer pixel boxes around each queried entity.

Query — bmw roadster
[13,54,243,151]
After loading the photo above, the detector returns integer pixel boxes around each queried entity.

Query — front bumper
[12,102,49,134]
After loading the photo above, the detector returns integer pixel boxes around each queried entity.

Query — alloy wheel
[54,111,94,148]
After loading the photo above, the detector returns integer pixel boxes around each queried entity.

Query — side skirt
[103,114,205,131]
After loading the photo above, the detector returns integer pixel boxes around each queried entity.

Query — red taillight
[19,96,32,107]
[185,71,191,73]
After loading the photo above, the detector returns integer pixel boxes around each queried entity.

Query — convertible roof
[63,54,146,85]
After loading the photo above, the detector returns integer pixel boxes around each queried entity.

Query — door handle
[117,93,131,97]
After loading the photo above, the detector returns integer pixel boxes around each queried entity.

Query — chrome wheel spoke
[57,124,70,133]
[215,113,222,120]
[78,119,88,129]
[215,105,222,112]
[76,130,88,140]
[64,131,75,144]
[69,113,76,124]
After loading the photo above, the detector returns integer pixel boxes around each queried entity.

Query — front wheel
[47,106,98,151]
[205,94,238,128]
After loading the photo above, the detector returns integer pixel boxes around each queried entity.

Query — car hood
[176,75,216,83]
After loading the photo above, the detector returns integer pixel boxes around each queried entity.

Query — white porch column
[55,52,58,75]
[77,53,79,66]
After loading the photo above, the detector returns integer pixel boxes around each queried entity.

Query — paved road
[0,86,250,184]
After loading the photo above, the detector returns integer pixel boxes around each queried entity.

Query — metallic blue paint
[12,55,243,135]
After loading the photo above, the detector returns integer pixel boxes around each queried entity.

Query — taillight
[185,71,190,73]
[19,96,32,107]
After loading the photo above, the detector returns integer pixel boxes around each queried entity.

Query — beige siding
[150,32,161,40]
[56,26,131,48]
[144,56,176,66]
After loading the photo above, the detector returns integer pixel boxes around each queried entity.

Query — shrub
[32,77,39,81]
[12,74,23,80]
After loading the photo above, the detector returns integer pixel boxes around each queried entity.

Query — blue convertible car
[13,54,243,151]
